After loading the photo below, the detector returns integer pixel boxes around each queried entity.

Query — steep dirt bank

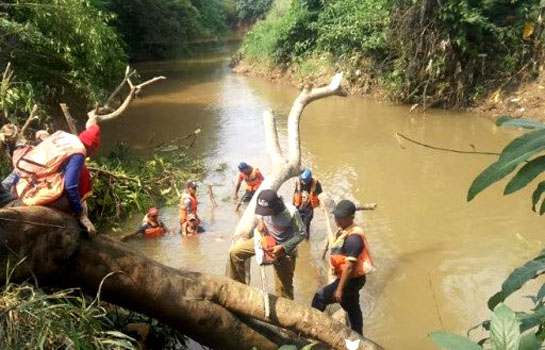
[233,59,545,121]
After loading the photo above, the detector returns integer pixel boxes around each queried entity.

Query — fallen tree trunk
[0,206,383,350]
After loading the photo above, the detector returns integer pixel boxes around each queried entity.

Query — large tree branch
[86,73,166,128]
[263,109,284,165]
[287,73,347,168]
[20,104,38,135]
[0,206,383,350]
[59,103,78,135]
[103,66,136,111]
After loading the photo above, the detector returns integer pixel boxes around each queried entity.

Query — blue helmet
[300,168,312,183]
[238,162,250,172]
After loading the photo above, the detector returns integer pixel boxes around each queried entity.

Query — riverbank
[232,58,545,121]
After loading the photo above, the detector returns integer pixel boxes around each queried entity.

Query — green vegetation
[428,117,545,349]
[233,0,274,24]
[93,0,232,59]
[242,0,544,107]
[89,143,203,230]
[0,0,127,117]
[0,280,188,349]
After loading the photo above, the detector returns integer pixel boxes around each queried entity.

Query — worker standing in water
[121,207,171,241]
[180,180,200,235]
[234,162,264,203]
[311,199,374,335]
[229,189,306,299]
[293,168,323,238]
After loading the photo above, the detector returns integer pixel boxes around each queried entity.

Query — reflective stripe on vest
[293,178,320,208]
[13,131,86,206]
[329,224,375,279]
[180,192,198,223]
[244,168,262,192]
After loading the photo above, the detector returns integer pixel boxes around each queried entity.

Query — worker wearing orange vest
[11,125,100,235]
[121,207,171,241]
[293,168,322,238]
[234,162,264,203]
[311,200,374,335]
[180,181,200,234]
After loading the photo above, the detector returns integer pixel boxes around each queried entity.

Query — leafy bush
[234,0,274,23]
[315,0,391,58]
[88,143,204,229]
[0,0,127,112]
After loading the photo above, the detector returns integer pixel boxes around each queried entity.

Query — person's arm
[257,170,264,182]
[333,235,364,301]
[64,154,85,216]
[279,211,307,254]
[184,198,192,215]
[122,224,147,241]
[334,260,355,302]
[314,181,323,196]
[234,174,243,199]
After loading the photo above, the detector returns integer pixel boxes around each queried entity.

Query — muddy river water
[103,43,544,350]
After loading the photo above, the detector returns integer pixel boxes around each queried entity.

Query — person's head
[299,168,312,185]
[332,199,356,229]
[34,130,50,144]
[148,207,159,220]
[187,214,198,228]
[78,124,100,156]
[186,180,198,194]
[238,162,251,174]
[255,189,285,216]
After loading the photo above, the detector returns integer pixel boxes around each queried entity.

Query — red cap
[148,207,159,217]
[78,124,100,151]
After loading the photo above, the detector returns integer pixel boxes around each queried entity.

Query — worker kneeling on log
[311,200,375,335]
[122,207,171,241]
[229,189,306,299]
[234,162,264,203]
[293,167,322,238]
[11,126,100,235]
[180,181,200,235]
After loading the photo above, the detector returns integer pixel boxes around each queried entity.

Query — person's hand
[79,214,96,236]
[333,287,343,303]
[267,245,285,258]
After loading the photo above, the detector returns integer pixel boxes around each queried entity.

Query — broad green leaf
[491,305,521,350]
[496,116,545,130]
[429,331,482,350]
[540,199,545,215]
[536,284,545,301]
[518,332,541,350]
[531,182,545,212]
[468,129,545,201]
[505,156,545,195]
[518,306,545,333]
[488,251,545,310]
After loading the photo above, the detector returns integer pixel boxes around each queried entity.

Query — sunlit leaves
[488,250,545,310]
[467,128,545,201]
[490,305,520,350]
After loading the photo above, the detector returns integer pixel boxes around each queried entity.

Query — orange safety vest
[293,178,320,208]
[243,167,263,192]
[142,214,166,238]
[12,131,86,206]
[330,224,375,279]
[180,192,198,223]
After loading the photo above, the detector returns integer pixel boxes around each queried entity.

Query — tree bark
[0,206,383,350]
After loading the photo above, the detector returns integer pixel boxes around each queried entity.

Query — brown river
[103,43,544,350]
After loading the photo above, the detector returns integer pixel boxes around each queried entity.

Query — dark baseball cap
[332,200,356,218]
[256,189,281,216]
[186,180,198,188]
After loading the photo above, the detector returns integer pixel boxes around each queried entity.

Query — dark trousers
[311,275,366,334]
[241,190,255,202]
[298,205,313,238]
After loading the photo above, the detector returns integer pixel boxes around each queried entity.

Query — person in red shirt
[234,162,264,203]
